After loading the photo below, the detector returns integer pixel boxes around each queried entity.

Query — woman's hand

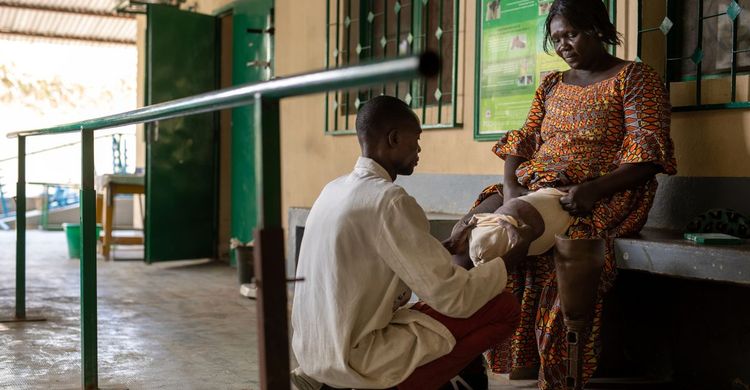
[558,162,660,216]
[559,182,600,216]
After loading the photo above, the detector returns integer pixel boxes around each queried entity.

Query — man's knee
[490,291,521,328]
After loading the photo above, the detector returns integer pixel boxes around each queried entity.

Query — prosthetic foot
[553,235,605,390]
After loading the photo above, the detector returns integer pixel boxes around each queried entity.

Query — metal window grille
[325,0,460,134]
[637,0,750,110]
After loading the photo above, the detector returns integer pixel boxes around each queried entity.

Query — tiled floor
[0,231,538,389]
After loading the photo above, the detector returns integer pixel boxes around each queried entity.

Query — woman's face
[549,15,605,70]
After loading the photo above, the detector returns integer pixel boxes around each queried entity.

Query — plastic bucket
[62,223,102,259]
[235,245,254,285]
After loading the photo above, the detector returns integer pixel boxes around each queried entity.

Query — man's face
[393,118,422,176]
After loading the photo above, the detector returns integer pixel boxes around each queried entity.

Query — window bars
[325,0,460,133]
[637,0,749,110]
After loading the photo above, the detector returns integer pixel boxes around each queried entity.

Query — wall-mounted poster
[474,0,569,141]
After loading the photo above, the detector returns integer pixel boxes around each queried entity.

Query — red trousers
[398,292,521,389]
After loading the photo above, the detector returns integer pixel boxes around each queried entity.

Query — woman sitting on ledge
[445,0,677,388]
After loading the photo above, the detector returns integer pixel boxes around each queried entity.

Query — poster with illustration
[475,0,568,140]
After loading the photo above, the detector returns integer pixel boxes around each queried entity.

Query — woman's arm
[559,162,660,216]
[503,155,530,201]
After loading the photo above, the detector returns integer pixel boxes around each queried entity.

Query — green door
[230,0,274,265]
[145,4,218,262]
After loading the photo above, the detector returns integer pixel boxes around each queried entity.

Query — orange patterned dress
[479,62,676,389]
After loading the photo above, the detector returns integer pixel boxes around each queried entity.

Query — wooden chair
[97,174,145,259]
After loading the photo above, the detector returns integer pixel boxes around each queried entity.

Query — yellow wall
[275,0,504,216]
[273,0,750,218]
[143,0,750,220]
[616,0,750,178]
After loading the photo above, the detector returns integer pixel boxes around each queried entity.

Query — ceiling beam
[0,30,136,45]
[0,1,135,19]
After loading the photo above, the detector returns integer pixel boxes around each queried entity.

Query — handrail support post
[80,128,98,390]
[2,137,46,323]
[253,95,290,390]
[15,136,26,319]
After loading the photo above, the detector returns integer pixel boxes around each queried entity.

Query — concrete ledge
[613,229,750,287]
[394,173,750,232]
[289,207,750,287]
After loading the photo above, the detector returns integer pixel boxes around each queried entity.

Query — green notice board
[474,0,568,141]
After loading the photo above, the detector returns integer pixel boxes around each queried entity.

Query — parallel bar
[395,1,401,97]
[40,184,49,230]
[409,0,416,108]
[325,0,330,131]
[672,101,750,111]
[436,0,444,124]
[664,0,670,87]
[421,3,429,123]
[696,0,703,106]
[609,0,617,55]
[730,10,738,102]
[80,128,98,390]
[344,0,352,130]
[331,0,339,132]
[382,0,387,96]
[451,0,459,125]
[369,0,375,100]
[637,0,642,59]
[8,54,437,139]
[0,132,126,163]
[15,136,25,319]
[253,96,289,390]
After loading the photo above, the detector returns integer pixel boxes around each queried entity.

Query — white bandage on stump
[469,188,573,266]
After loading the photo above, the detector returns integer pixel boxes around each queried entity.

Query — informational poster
[474,0,569,140]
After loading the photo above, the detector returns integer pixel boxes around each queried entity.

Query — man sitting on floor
[290,96,530,390]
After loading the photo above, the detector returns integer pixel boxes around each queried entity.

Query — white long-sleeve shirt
[291,157,508,389]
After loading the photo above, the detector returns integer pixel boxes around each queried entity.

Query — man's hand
[498,221,535,270]
[558,182,600,216]
[442,220,475,255]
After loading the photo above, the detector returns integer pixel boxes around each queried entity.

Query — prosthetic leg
[553,235,605,390]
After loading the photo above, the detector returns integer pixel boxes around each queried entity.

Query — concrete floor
[1,230,259,389]
[0,231,537,389]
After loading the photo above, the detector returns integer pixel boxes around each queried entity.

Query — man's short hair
[355,95,419,143]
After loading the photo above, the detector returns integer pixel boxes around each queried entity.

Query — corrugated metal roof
[0,0,136,45]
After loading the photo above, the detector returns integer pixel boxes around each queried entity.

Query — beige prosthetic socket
[518,188,572,255]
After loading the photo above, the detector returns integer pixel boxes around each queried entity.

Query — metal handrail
[7,53,438,138]
[0,132,129,163]
[6,52,439,390]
